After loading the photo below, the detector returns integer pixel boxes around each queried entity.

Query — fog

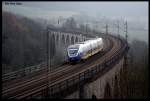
[2,2,149,98]
[3,1,148,43]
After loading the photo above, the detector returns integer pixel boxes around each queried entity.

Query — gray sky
[2,1,148,43]
[2,2,148,19]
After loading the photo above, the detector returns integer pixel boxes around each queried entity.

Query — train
[67,37,103,62]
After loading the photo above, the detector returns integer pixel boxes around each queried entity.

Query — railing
[2,62,47,82]
[22,35,129,99]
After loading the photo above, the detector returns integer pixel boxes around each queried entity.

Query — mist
[2,1,148,43]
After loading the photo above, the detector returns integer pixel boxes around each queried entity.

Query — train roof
[68,37,103,49]
[77,37,102,44]
[68,44,80,49]
[83,38,102,43]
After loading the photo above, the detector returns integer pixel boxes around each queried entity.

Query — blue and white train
[67,38,103,62]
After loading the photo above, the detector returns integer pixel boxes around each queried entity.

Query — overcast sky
[2,1,148,43]
[2,2,148,19]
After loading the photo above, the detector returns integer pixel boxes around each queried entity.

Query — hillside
[2,11,52,72]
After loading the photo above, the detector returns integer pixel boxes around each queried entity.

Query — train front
[67,44,81,62]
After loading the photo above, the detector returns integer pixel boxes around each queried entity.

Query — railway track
[2,34,125,99]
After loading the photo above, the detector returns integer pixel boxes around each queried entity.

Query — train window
[69,49,78,55]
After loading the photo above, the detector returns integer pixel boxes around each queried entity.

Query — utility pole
[58,19,59,25]
[106,23,108,34]
[117,20,120,35]
[95,21,98,31]
[124,21,128,42]
[123,20,129,98]
[86,23,88,34]
[86,24,88,33]
[46,26,49,98]
[104,23,108,69]
[117,20,121,40]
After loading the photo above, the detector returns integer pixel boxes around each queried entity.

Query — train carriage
[67,38,103,62]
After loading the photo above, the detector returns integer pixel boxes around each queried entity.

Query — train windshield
[69,49,78,55]
[68,44,80,56]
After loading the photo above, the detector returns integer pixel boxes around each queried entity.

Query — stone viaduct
[65,57,126,99]
[49,31,87,46]
[47,30,128,99]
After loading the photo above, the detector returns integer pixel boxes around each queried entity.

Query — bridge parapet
[2,62,47,82]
